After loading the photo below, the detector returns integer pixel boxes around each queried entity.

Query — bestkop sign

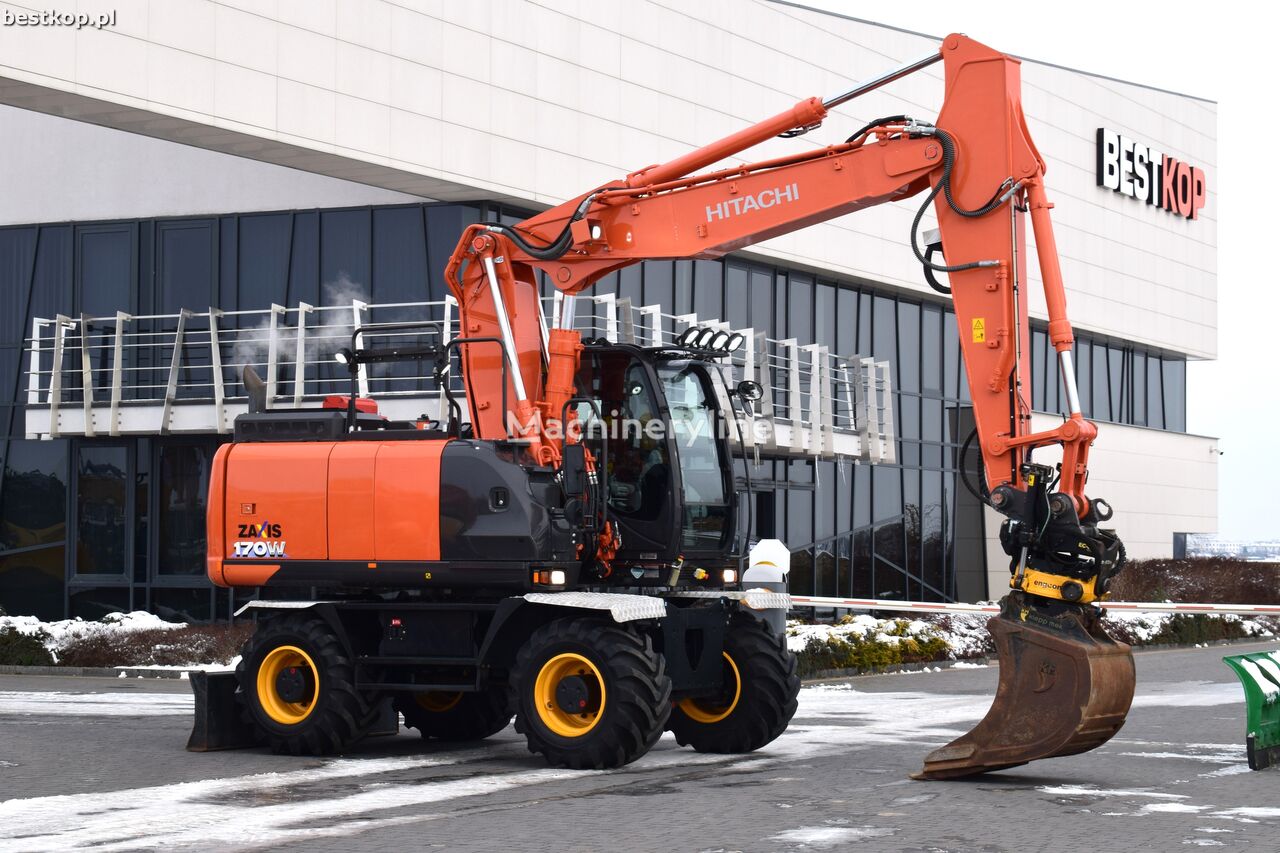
[1096,129,1206,220]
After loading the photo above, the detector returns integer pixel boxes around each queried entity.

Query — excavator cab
[572,344,738,571]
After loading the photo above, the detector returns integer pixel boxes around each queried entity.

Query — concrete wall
[0,0,1216,359]
[0,103,421,226]
[981,412,1219,599]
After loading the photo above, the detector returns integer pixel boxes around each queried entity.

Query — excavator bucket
[913,592,1135,780]
[1222,650,1280,770]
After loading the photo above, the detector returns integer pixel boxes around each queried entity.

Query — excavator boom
[443,34,1135,778]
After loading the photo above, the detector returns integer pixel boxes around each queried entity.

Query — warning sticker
[971,317,986,343]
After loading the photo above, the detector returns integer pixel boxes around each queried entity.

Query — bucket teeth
[912,591,1135,780]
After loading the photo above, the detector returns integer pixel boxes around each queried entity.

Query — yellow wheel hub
[534,652,606,737]
[678,652,741,724]
[257,645,319,725]
[415,691,463,713]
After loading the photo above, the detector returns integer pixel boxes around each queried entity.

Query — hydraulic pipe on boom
[443,33,1135,779]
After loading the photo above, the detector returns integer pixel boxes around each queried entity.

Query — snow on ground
[785,612,993,659]
[0,611,183,663]
[788,610,1278,663]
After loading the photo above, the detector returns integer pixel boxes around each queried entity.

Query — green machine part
[1222,650,1280,771]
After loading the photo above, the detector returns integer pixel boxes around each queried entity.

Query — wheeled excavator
[203,34,1135,777]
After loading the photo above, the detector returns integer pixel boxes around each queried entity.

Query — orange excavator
[203,34,1134,777]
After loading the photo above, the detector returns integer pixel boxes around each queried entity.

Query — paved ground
[0,642,1275,852]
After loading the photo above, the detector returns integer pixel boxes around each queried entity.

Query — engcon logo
[706,183,800,223]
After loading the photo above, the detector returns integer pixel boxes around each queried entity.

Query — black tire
[668,615,800,753]
[511,617,671,769]
[236,613,377,755]
[395,686,512,741]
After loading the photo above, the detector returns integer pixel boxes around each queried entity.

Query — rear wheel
[668,616,800,753]
[511,617,671,769]
[237,613,376,755]
[396,686,511,741]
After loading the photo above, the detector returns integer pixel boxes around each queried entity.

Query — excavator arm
[444,34,1135,778]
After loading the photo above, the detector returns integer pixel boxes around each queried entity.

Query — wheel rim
[534,652,606,737]
[257,644,319,725]
[678,652,741,724]
[415,691,463,713]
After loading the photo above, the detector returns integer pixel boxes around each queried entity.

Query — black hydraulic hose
[960,427,993,508]
[479,190,601,261]
[910,126,1018,274]
[843,114,910,144]
[923,244,951,295]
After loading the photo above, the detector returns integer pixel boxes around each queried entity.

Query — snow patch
[768,826,894,847]
[1038,785,1188,800]
[0,611,184,663]
[0,691,194,717]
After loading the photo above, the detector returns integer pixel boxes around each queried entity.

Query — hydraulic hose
[481,191,601,261]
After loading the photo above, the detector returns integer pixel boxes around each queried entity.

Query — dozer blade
[913,591,1135,780]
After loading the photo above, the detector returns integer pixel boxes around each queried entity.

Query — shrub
[1110,558,1280,605]
[0,627,55,666]
[57,622,254,668]
[794,618,950,677]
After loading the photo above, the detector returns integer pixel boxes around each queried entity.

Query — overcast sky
[793,1,1271,541]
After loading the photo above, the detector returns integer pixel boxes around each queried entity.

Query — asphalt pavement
[0,642,1275,852]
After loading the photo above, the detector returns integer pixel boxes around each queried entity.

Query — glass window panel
[815,460,835,541]
[838,287,858,360]
[1133,351,1147,426]
[643,259,674,311]
[898,394,921,442]
[1162,358,1186,432]
[237,213,293,311]
[69,586,130,621]
[1075,340,1092,419]
[1110,345,1126,423]
[371,207,430,306]
[0,545,65,620]
[673,260,692,314]
[872,465,902,523]
[815,281,836,350]
[853,463,870,528]
[1,439,68,552]
[157,443,212,576]
[157,221,217,314]
[943,312,960,399]
[896,300,920,393]
[74,445,128,576]
[1044,331,1059,414]
[1146,355,1164,429]
[618,265,643,308]
[1092,341,1111,421]
[153,587,214,623]
[750,268,773,334]
[1031,329,1046,411]
[789,273,813,343]
[134,437,150,583]
[857,292,871,356]
[723,262,748,328]
[691,260,722,324]
[922,306,942,394]
[872,296,896,367]
[320,209,373,297]
[77,225,135,317]
[923,398,943,443]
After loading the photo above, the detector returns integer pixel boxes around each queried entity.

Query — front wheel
[511,617,671,769]
[668,616,800,753]
[237,613,377,755]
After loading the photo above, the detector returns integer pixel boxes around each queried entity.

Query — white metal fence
[23,295,896,462]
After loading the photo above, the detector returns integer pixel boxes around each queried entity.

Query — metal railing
[23,295,896,462]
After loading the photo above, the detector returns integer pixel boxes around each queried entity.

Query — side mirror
[561,443,588,495]
[735,380,764,402]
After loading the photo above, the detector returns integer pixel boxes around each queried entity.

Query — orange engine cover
[207,439,448,587]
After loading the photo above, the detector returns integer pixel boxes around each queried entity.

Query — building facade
[0,1,1217,621]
